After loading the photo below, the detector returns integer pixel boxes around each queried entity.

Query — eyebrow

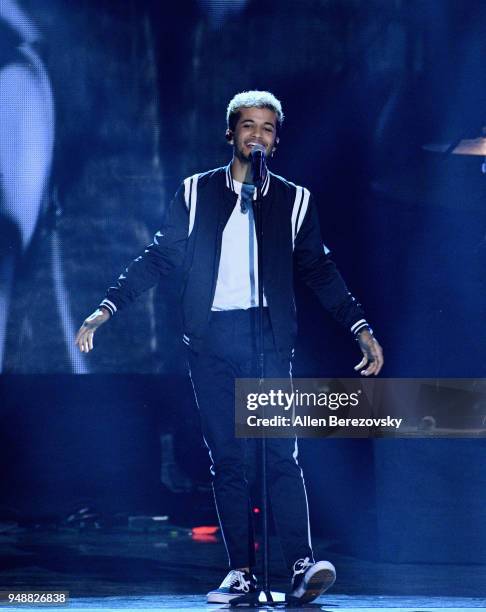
[241,119,275,128]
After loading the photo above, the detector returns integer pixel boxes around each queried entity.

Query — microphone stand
[232,164,281,607]
[255,174,272,604]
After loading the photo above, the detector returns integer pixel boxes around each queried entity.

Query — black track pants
[188,308,314,570]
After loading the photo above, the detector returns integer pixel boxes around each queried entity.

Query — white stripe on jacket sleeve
[100,299,117,316]
[291,186,310,248]
[183,174,199,237]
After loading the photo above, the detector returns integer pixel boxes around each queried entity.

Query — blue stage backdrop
[0,0,484,375]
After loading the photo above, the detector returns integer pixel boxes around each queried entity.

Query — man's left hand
[354,329,384,376]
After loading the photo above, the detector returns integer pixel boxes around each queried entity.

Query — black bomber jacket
[100,165,369,356]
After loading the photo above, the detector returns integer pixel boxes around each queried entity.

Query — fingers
[355,337,384,376]
[360,339,384,376]
[74,309,110,354]
[370,339,384,375]
[361,361,378,377]
[75,324,95,353]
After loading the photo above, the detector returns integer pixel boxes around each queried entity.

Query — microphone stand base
[229,589,286,607]
[229,590,316,607]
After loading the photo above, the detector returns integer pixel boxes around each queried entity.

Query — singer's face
[231,107,278,162]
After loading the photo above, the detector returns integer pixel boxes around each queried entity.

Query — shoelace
[292,556,313,577]
[222,570,251,592]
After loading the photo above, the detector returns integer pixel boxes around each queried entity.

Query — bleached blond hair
[226,90,284,132]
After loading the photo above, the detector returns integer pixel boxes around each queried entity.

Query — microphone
[250,143,267,186]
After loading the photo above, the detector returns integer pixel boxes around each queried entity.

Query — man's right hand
[75,308,110,353]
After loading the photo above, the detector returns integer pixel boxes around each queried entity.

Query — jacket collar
[225,163,271,199]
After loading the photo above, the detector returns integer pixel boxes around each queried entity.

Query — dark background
[1,0,486,566]
[2,0,485,376]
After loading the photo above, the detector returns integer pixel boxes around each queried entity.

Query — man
[76,90,383,603]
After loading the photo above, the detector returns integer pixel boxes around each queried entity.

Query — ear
[271,136,279,156]
[225,129,233,144]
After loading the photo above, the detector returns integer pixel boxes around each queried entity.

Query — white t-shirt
[211,179,268,311]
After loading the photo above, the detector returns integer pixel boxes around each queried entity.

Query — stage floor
[2,594,482,611]
[0,526,485,610]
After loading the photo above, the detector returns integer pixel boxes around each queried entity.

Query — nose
[252,125,264,140]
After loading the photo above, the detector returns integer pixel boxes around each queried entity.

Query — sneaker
[207,569,258,603]
[289,557,336,603]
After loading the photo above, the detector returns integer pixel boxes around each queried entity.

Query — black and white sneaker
[289,557,336,603]
[207,569,257,603]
